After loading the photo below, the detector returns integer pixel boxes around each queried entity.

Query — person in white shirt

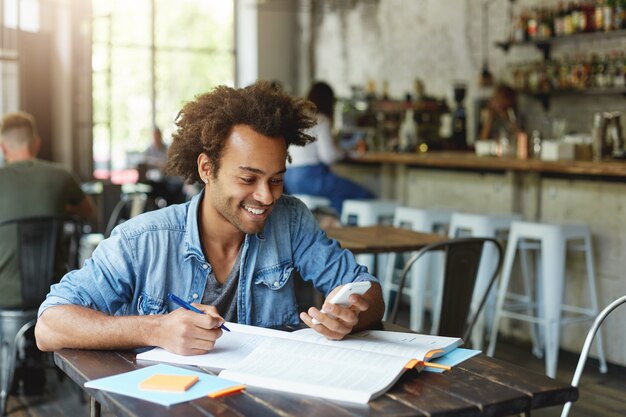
[284,82,374,215]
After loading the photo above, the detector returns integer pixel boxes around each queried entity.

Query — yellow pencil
[419,361,452,371]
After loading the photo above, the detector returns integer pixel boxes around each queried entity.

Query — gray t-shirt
[201,249,242,322]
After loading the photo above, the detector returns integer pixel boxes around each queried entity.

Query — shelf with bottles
[368,98,448,114]
[337,96,451,153]
[523,87,626,110]
[497,0,626,60]
[497,29,626,60]
[509,50,626,109]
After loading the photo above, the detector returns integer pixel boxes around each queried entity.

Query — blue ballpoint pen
[167,293,231,332]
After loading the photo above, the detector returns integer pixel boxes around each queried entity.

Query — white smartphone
[312,281,372,324]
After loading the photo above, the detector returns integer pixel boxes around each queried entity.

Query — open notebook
[137,323,461,404]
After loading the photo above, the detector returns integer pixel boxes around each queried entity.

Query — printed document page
[136,322,290,370]
[219,337,410,404]
[291,329,462,360]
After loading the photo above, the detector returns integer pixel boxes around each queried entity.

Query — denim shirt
[39,192,377,328]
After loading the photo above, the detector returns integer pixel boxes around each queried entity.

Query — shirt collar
[183,188,270,261]
[184,189,205,261]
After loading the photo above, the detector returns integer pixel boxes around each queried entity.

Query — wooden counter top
[346,151,626,178]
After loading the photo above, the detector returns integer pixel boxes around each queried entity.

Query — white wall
[237,0,300,93]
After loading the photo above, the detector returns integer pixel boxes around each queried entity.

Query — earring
[202,178,208,184]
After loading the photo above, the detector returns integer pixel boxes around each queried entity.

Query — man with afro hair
[36,82,384,355]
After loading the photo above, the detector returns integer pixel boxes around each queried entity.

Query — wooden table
[54,329,578,417]
[324,225,446,254]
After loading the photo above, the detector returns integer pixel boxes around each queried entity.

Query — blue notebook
[423,348,481,373]
[84,363,243,406]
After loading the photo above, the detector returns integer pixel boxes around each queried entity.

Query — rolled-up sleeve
[38,227,136,317]
[290,200,379,296]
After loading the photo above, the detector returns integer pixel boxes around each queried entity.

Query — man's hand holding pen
[159,293,230,355]
[160,300,227,356]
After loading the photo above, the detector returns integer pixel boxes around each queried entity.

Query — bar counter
[348,151,626,178]
[332,150,626,368]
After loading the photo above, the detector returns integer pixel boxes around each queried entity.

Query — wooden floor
[9,335,626,417]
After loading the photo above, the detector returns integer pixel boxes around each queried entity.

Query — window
[0,0,39,123]
[3,0,40,32]
[92,0,235,183]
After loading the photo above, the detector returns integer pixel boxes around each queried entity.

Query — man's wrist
[137,314,161,347]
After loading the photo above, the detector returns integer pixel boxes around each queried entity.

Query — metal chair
[0,216,80,415]
[104,193,150,238]
[561,295,626,417]
[389,237,503,344]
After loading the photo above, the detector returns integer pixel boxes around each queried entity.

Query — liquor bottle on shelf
[531,130,542,159]
[604,0,616,31]
[538,7,554,38]
[590,53,603,87]
[614,51,625,87]
[554,2,566,36]
[564,2,575,35]
[517,131,529,159]
[615,0,622,27]
[528,8,539,39]
[585,0,596,31]
[398,104,417,153]
[513,9,527,42]
[616,0,626,28]
[595,0,605,31]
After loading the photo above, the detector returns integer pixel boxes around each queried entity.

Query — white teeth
[244,206,265,215]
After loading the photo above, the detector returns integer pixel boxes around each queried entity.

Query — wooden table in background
[55,323,578,417]
[324,225,446,254]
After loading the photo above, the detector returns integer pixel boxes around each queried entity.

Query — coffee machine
[450,83,467,149]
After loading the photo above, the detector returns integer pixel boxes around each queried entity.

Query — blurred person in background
[143,126,168,176]
[284,81,374,216]
[142,126,186,205]
[479,84,521,140]
[0,111,94,395]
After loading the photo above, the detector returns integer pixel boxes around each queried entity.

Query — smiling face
[199,124,287,236]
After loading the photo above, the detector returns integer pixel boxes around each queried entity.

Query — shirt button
[192,293,199,299]
[202,264,209,270]
[273,281,280,288]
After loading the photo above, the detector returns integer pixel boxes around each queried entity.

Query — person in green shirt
[0,111,94,395]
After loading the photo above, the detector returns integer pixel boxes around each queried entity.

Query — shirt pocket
[254,262,293,290]
[252,261,299,327]
[137,292,167,315]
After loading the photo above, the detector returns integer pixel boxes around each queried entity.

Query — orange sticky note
[139,374,199,392]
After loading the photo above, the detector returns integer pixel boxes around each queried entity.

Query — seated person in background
[143,127,168,175]
[0,111,94,394]
[35,81,384,356]
[142,126,185,205]
[284,81,375,216]
[479,84,521,140]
